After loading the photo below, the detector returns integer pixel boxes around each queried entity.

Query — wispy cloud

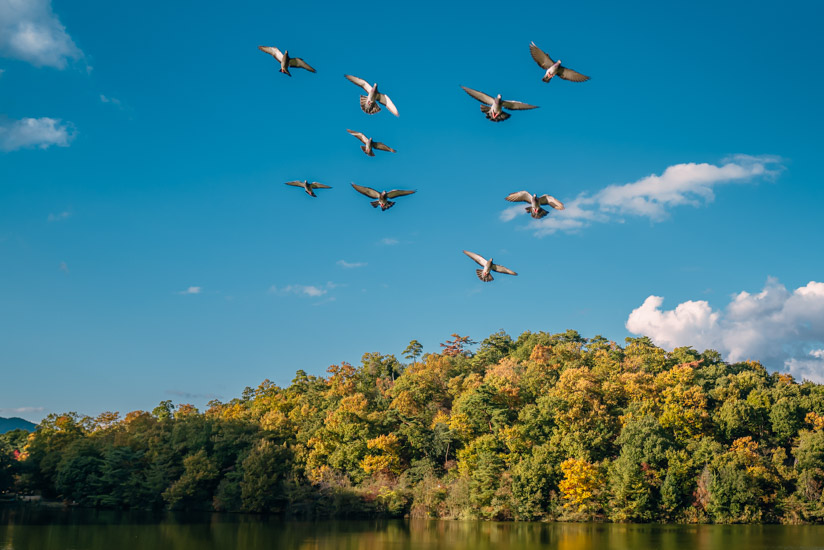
[337,259,366,269]
[0,406,44,415]
[178,286,201,295]
[626,278,824,382]
[0,117,75,151]
[0,0,84,69]
[269,281,339,298]
[503,155,782,236]
[99,94,121,106]
[379,237,399,246]
[48,210,71,222]
[165,390,220,400]
[58,261,69,273]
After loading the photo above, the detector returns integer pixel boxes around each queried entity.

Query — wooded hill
[2,330,824,523]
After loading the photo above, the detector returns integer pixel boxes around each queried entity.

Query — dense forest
[2,330,824,524]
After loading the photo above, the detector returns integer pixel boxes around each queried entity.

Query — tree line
[2,330,824,523]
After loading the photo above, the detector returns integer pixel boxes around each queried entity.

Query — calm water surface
[1,506,823,550]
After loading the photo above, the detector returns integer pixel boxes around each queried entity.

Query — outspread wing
[491,263,518,276]
[538,194,564,210]
[289,57,316,72]
[345,74,371,92]
[461,86,495,105]
[347,129,369,144]
[351,183,380,199]
[463,250,487,267]
[284,181,306,188]
[505,191,532,203]
[386,189,415,199]
[501,99,539,110]
[558,66,590,82]
[373,141,396,153]
[309,182,332,189]
[258,46,283,62]
[529,42,554,69]
[377,93,399,116]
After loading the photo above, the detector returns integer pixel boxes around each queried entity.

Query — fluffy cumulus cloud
[0,0,83,68]
[0,117,74,151]
[627,278,824,382]
[502,155,782,236]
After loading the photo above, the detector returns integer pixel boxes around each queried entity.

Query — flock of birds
[259,42,590,282]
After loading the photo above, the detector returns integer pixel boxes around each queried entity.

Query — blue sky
[2,0,823,422]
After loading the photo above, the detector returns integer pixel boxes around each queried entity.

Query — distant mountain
[0,417,36,433]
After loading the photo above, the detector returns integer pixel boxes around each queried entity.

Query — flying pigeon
[344,75,399,116]
[529,42,589,83]
[463,250,518,282]
[505,191,565,219]
[461,86,538,122]
[351,184,414,210]
[285,180,331,197]
[258,46,316,76]
[347,129,396,157]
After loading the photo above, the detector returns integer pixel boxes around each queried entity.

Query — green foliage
[5,329,824,523]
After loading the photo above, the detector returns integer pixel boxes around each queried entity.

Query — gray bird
[351,184,415,210]
[461,86,538,122]
[344,75,399,116]
[505,191,565,219]
[463,250,518,282]
[347,129,397,157]
[285,180,331,197]
[258,46,316,76]
[529,42,589,83]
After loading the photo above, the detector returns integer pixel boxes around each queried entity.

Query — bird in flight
[258,46,316,76]
[351,184,415,210]
[463,251,518,282]
[528,42,590,83]
[285,180,331,197]
[505,191,565,219]
[461,86,538,122]
[344,75,399,116]
[347,130,397,157]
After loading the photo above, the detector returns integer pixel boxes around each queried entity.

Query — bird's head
[284,50,289,56]
[495,94,502,101]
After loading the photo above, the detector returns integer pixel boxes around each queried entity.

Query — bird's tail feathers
[476,269,493,282]
[361,145,375,157]
[360,95,381,114]
[370,200,381,208]
[480,105,490,113]
[380,201,395,211]
[542,74,552,83]
[487,111,510,122]
[532,207,548,219]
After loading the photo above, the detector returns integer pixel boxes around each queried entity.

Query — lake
[2,506,823,549]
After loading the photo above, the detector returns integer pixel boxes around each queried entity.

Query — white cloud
[626,278,824,382]
[506,155,781,236]
[0,406,44,414]
[0,117,75,151]
[99,94,124,107]
[48,210,71,222]
[178,286,201,295]
[337,259,366,269]
[269,281,339,298]
[0,0,83,69]
[58,261,68,273]
[379,237,399,246]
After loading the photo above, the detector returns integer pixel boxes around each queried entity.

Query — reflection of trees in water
[3,511,824,549]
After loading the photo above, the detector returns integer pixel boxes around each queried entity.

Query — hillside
[0,417,35,434]
[3,330,824,523]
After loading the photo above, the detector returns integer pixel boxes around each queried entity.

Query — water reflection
[1,506,823,550]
